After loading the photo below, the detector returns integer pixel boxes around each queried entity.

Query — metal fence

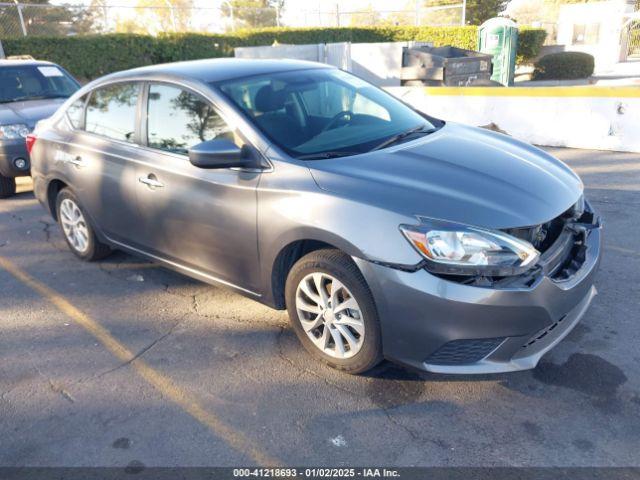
[0,1,466,38]
[626,20,640,57]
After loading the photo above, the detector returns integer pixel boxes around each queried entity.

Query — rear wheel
[0,174,16,198]
[285,249,383,374]
[56,188,111,261]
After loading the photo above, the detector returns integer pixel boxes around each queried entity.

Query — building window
[572,23,600,45]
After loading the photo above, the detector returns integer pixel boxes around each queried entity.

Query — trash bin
[401,45,494,86]
[477,17,519,86]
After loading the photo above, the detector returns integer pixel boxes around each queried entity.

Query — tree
[72,0,109,35]
[0,0,104,37]
[1,0,70,36]
[462,0,508,25]
[347,6,383,26]
[422,0,506,26]
[114,0,194,34]
[222,0,284,29]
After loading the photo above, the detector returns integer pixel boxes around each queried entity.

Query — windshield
[214,68,439,158]
[0,64,79,104]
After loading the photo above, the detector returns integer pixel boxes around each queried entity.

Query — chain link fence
[0,2,466,38]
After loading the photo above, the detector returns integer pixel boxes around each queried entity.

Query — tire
[0,174,16,198]
[56,188,111,261]
[285,249,383,374]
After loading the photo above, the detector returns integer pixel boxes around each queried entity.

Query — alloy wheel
[59,198,90,254]
[295,272,365,359]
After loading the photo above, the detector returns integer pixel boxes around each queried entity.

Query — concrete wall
[235,41,431,86]
[235,44,325,62]
[388,86,640,153]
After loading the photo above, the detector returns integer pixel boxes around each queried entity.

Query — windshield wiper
[298,151,360,160]
[371,125,436,151]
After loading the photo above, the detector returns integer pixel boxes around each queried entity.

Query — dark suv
[0,58,79,197]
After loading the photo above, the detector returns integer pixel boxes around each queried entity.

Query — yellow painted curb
[422,86,640,98]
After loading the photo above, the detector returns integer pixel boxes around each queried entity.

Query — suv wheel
[285,249,383,374]
[56,188,111,261]
[0,174,16,198]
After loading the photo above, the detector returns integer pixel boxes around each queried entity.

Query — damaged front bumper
[356,202,602,374]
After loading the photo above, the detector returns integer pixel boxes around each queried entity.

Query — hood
[308,123,583,229]
[0,98,66,129]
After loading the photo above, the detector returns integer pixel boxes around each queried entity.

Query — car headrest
[254,85,286,113]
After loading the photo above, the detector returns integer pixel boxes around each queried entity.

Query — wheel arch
[267,231,365,310]
[46,178,69,221]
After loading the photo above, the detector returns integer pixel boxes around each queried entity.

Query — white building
[556,0,637,71]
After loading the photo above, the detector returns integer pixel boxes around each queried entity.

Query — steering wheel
[321,110,353,132]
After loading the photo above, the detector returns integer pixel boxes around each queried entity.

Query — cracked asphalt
[1,148,639,468]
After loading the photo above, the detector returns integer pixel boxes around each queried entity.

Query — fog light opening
[13,157,29,171]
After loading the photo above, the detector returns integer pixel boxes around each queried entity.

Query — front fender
[256,160,423,306]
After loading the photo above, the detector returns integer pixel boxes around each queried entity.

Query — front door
[132,83,261,292]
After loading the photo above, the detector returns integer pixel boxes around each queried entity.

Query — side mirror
[188,138,255,169]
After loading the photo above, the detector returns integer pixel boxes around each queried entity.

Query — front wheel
[0,174,16,198]
[285,249,383,374]
[56,188,111,261]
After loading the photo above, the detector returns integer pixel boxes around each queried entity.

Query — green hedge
[3,26,546,80]
[516,27,547,64]
[532,51,595,80]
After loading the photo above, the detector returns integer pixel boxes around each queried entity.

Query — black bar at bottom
[1,467,640,480]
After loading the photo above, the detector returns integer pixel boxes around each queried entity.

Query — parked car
[0,58,80,198]
[29,59,601,374]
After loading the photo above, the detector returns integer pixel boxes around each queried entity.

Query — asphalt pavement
[1,148,639,468]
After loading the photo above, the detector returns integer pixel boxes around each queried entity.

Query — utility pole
[461,0,466,25]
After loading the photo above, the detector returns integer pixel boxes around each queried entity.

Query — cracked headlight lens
[400,218,540,276]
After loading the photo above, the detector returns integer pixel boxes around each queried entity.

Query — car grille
[504,196,585,254]
[425,338,505,365]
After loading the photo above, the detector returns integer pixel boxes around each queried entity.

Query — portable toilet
[477,18,519,86]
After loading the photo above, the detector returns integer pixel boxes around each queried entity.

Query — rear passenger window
[147,84,234,155]
[85,83,138,143]
[66,94,88,129]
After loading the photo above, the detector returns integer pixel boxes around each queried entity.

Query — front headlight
[0,124,30,140]
[400,218,540,276]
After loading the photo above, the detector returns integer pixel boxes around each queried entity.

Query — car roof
[101,58,332,84]
[0,59,56,67]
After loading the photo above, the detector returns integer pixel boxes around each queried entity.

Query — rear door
[61,82,143,241]
[131,82,261,292]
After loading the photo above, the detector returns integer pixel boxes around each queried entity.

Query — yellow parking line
[0,255,280,467]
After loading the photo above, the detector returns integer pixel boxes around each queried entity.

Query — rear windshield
[0,64,79,104]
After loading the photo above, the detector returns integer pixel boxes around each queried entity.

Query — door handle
[138,175,164,189]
